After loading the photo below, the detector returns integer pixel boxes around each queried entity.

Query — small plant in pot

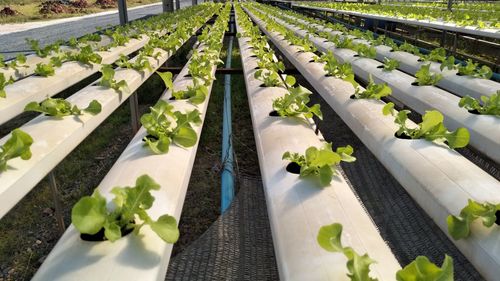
[72,174,180,243]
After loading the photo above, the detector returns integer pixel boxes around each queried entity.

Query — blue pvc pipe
[221,16,235,213]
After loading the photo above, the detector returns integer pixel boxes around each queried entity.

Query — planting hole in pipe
[376,65,384,69]
[169,96,176,100]
[143,134,159,141]
[269,110,280,117]
[286,162,301,174]
[467,109,481,115]
[80,221,135,242]
[394,132,412,140]
[184,74,192,78]
[353,55,360,57]
[496,210,500,225]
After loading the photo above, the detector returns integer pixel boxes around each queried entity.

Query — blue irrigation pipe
[221,13,235,213]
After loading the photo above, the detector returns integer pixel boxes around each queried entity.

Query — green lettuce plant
[272,76,323,120]
[457,59,493,79]
[71,174,179,243]
[447,199,499,240]
[99,65,128,93]
[282,143,355,186]
[383,102,469,149]
[414,64,442,86]
[354,75,392,99]
[0,129,34,172]
[0,73,14,98]
[318,222,454,281]
[24,98,102,117]
[458,92,499,116]
[140,100,201,154]
[382,58,400,72]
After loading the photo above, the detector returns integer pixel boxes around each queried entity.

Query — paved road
[0,1,192,60]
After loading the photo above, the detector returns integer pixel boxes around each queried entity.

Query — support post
[175,0,180,10]
[163,0,174,12]
[447,0,453,11]
[117,0,128,25]
[49,172,65,235]
[192,0,197,6]
[129,92,140,134]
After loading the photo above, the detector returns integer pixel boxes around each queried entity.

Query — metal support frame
[192,0,197,7]
[176,0,181,11]
[163,0,174,12]
[117,0,128,25]
[49,172,65,234]
[129,92,140,134]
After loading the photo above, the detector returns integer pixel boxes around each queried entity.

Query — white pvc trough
[292,4,500,40]
[280,9,500,100]
[0,17,209,219]
[236,11,400,281]
[245,8,500,281]
[32,31,222,281]
[265,12,500,163]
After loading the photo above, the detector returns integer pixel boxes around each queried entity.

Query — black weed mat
[165,175,279,281]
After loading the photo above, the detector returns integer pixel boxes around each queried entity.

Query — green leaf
[444,127,469,149]
[83,100,102,115]
[447,199,499,239]
[344,247,378,281]
[104,222,122,242]
[317,223,344,252]
[319,165,334,186]
[0,129,34,171]
[71,191,107,235]
[418,110,443,136]
[382,102,395,116]
[150,214,180,243]
[396,255,453,281]
[173,126,198,147]
[157,71,174,89]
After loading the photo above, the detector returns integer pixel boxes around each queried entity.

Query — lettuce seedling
[157,72,208,105]
[34,63,55,77]
[99,65,128,93]
[318,51,358,88]
[447,199,500,240]
[457,59,493,79]
[3,54,28,70]
[396,255,454,281]
[440,56,457,71]
[0,73,14,98]
[24,98,102,117]
[414,64,442,86]
[354,75,392,100]
[65,45,102,65]
[458,92,500,116]
[255,69,282,87]
[0,129,34,172]
[353,44,376,59]
[318,222,454,281]
[283,143,355,186]
[140,100,202,154]
[272,76,322,120]
[317,223,378,281]
[116,54,152,73]
[397,42,420,55]
[383,102,470,149]
[382,58,400,72]
[420,47,447,63]
[72,174,179,243]
[26,39,61,58]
